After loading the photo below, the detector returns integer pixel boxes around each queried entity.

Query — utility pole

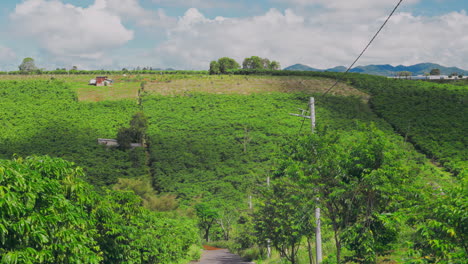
[290,97,322,264]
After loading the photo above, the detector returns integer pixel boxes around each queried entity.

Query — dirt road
[191,249,254,264]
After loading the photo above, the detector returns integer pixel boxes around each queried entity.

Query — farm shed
[89,76,113,86]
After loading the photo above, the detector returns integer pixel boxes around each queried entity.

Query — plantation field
[0,74,367,101]
[0,73,465,263]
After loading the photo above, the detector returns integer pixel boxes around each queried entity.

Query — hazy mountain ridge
[284,63,468,76]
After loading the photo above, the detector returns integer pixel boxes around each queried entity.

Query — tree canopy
[217,57,240,73]
[430,68,441,75]
[242,56,281,70]
[18,57,37,73]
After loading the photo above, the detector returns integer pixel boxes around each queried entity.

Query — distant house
[97,138,143,148]
[89,76,113,86]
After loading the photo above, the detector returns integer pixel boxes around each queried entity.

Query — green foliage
[255,177,314,264]
[209,60,220,75]
[411,178,467,262]
[217,57,240,73]
[18,57,37,73]
[95,189,199,263]
[117,112,148,149]
[430,68,441,75]
[228,69,467,175]
[0,80,146,186]
[195,203,219,242]
[242,56,281,70]
[142,92,387,209]
[0,156,101,263]
[271,125,436,263]
[0,155,199,264]
[113,177,179,211]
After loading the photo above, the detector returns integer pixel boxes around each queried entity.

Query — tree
[209,60,220,75]
[217,57,240,73]
[18,57,37,73]
[255,178,314,264]
[195,203,219,242]
[430,68,441,75]
[269,61,281,70]
[116,112,148,149]
[397,71,412,78]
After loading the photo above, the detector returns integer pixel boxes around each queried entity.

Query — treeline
[209,56,281,74]
[0,156,198,263]
[0,69,208,75]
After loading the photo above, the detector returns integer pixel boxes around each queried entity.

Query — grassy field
[0,74,368,101]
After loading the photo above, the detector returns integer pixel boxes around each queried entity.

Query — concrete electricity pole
[290,97,322,264]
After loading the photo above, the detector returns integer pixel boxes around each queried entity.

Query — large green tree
[18,57,37,73]
[242,56,281,70]
[209,60,220,75]
[195,203,219,242]
[217,57,240,73]
[255,178,314,264]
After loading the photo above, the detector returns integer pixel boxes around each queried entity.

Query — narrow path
[191,249,254,264]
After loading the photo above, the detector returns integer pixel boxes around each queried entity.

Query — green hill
[0,74,465,263]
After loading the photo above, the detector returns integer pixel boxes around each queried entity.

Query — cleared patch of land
[145,75,367,97]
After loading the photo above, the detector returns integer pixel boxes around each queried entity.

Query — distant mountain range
[284,63,468,76]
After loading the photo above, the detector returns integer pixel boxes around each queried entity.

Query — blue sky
[0,0,467,71]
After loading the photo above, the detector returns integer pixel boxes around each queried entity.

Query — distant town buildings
[389,75,468,80]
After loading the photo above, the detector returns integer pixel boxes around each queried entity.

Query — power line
[323,0,404,95]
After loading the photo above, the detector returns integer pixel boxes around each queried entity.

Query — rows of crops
[0,80,146,186]
[0,76,465,262]
[230,69,467,176]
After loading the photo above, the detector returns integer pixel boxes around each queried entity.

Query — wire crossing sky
[324,0,404,95]
[0,0,467,71]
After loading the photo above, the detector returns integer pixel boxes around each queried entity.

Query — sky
[0,0,467,71]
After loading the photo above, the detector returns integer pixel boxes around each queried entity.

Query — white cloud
[152,0,239,9]
[100,0,175,27]
[152,7,468,70]
[273,0,421,10]
[10,0,134,64]
[0,46,16,61]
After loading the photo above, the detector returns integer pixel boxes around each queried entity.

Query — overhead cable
[323,0,404,95]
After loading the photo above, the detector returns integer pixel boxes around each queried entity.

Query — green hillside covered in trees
[0,71,466,263]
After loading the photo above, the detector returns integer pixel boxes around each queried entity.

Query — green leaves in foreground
[0,156,100,263]
[0,156,199,264]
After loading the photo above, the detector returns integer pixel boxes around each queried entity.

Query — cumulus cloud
[100,0,175,27]
[152,7,468,70]
[273,0,421,10]
[10,0,134,63]
[152,0,239,9]
[0,46,16,61]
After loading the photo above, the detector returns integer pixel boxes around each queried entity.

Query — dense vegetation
[0,73,466,263]
[0,156,198,263]
[0,80,145,186]
[229,69,467,176]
